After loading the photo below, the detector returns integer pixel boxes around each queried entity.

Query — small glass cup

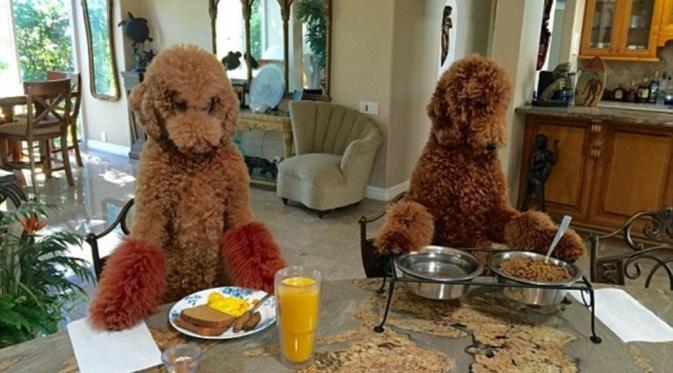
[275,266,322,369]
[161,343,202,373]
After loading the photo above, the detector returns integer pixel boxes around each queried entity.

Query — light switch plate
[359,101,379,115]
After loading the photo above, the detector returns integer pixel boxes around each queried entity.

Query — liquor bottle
[612,84,625,101]
[648,71,660,104]
[637,77,650,103]
[626,79,637,102]
[664,73,673,105]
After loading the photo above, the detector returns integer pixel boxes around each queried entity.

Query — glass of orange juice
[275,266,322,368]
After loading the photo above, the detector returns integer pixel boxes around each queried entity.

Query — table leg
[282,127,293,159]
[0,106,22,162]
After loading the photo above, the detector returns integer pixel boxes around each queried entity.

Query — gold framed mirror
[82,0,120,101]
[210,0,331,100]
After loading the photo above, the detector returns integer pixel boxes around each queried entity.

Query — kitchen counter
[516,104,673,128]
[1,279,672,372]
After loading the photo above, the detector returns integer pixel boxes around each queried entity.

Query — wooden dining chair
[589,206,673,289]
[0,79,74,194]
[46,71,83,167]
[85,199,134,279]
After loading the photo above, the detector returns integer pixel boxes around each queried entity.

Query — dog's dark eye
[173,97,188,112]
[205,97,216,113]
[475,100,487,109]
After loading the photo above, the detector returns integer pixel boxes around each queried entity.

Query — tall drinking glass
[275,266,322,368]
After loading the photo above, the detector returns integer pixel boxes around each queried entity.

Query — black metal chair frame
[85,199,134,279]
[359,192,406,277]
[589,206,673,289]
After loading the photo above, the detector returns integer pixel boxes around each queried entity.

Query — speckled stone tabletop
[1,279,672,372]
[516,105,673,128]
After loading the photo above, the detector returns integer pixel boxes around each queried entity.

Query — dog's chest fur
[136,142,243,300]
[408,143,505,246]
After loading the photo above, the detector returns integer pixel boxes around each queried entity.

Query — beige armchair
[277,101,382,217]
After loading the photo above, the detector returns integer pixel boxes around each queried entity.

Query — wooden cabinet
[580,0,664,61]
[659,0,673,45]
[518,114,673,232]
[588,124,673,227]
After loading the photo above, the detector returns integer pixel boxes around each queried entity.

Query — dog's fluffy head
[427,55,511,153]
[129,45,238,155]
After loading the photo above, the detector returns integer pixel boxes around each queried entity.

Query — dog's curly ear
[214,85,239,138]
[427,85,462,146]
[128,82,146,113]
[128,82,163,140]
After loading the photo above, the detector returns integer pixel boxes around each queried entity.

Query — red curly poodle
[375,55,585,261]
[89,45,285,330]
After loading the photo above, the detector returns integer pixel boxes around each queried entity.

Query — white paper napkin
[570,288,673,343]
[67,318,162,373]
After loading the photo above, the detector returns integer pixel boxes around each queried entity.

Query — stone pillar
[488,0,545,203]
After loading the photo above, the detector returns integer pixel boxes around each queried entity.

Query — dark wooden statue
[520,134,559,212]
[440,6,453,66]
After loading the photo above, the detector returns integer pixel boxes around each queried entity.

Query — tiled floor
[33,150,387,281]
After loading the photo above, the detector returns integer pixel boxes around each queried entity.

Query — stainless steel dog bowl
[488,251,582,306]
[395,246,483,300]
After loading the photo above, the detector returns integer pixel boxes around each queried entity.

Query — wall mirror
[211,0,284,82]
[82,0,120,100]
[210,0,331,100]
[287,0,330,100]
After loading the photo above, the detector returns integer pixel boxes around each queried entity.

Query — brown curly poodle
[376,56,585,261]
[90,45,286,330]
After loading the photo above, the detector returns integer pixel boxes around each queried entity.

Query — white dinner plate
[168,286,276,340]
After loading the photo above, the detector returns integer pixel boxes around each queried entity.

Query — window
[11,0,76,81]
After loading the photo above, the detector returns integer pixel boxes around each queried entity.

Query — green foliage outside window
[250,1,262,59]
[12,0,74,81]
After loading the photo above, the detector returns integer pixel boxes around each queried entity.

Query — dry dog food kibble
[500,258,571,282]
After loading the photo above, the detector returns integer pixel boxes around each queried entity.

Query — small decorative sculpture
[118,12,155,72]
[520,134,559,212]
[222,51,242,71]
[440,6,453,66]
[538,62,572,102]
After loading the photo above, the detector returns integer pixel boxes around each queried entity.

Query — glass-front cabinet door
[582,0,619,55]
[658,0,673,46]
[619,0,659,58]
[580,0,664,61]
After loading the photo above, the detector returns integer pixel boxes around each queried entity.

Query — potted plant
[0,202,94,348]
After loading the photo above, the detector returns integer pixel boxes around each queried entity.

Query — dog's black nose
[486,142,497,151]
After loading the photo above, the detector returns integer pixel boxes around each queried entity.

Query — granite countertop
[1,279,672,372]
[516,104,673,128]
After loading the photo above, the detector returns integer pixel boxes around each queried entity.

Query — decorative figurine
[118,12,155,72]
[520,134,559,212]
[440,5,453,67]
[222,51,242,71]
[538,62,572,102]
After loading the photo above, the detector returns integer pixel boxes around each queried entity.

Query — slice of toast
[174,315,229,336]
[180,305,235,329]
